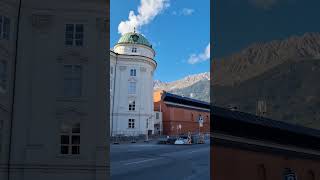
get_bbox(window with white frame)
[128,119,135,129]
[129,100,135,111]
[60,122,80,155]
[0,16,10,40]
[128,82,136,94]
[0,61,7,93]
[156,112,159,119]
[110,66,113,75]
[63,65,82,97]
[132,47,137,53]
[130,68,136,76]
[65,24,84,46]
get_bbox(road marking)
[124,157,163,166]
[187,148,209,154]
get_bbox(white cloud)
[188,43,210,64]
[181,8,194,16]
[172,8,195,16]
[118,0,170,35]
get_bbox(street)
[110,141,210,180]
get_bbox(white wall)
[110,44,156,136]
[114,43,155,59]
[2,0,109,179]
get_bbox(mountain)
[170,79,210,102]
[213,32,320,86]
[213,32,320,129]
[154,72,210,102]
[214,58,320,129]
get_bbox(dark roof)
[212,106,320,150]
[162,92,210,110]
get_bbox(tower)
[110,31,157,136]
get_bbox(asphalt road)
[110,141,210,180]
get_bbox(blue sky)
[110,0,210,82]
[213,0,320,58]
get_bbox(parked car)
[166,137,177,144]
[174,136,191,145]
[174,138,185,144]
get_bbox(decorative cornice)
[0,103,9,113]
[113,43,155,56]
[128,77,137,82]
[32,13,53,29]
[110,52,157,69]
[56,107,87,117]
[57,51,89,64]
[119,66,126,71]
[112,113,152,117]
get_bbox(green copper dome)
[117,32,152,48]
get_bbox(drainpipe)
[111,54,118,136]
[8,0,22,179]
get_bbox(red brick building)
[154,90,210,136]
[211,106,320,180]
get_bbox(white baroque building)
[0,0,108,179]
[110,31,157,136]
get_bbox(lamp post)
[146,118,149,142]
[198,115,203,143]
[145,114,153,142]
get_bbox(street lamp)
[145,114,153,142]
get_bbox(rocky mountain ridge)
[213,32,320,86]
[154,72,210,91]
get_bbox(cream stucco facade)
[0,0,108,179]
[110,32,157,136]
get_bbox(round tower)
[110,31,157,136]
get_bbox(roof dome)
[117,32,152,48]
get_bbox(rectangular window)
[156,113,159,119]
[60,122,80,155]
[65,24,84,46]
[130,69,136,76]
[0,61,7,93]
[129,100,135,111]
[110,67,113,75]
[63,65,82,97]
[128,82,136,94]
[128,119,135,129]
[0,16,10,40]
[132,47,137,53]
